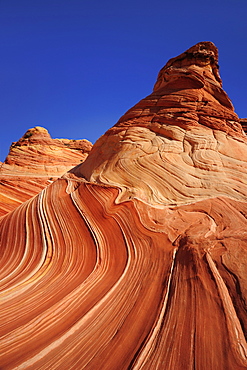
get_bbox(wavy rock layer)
[75,43,247,206]
[0,42,247,369]
[0,126,92,216]
[241,118,247,134]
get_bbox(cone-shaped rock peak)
[72,42,247,206]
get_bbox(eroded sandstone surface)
[0,126,92,216]
[0,42,247,369]
[241,118,247,134]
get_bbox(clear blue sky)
[0,0,246,161]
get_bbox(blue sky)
[0,0,247,161]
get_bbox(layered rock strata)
[0,42,247,369]
[241,118,247,134]
[0,126,92,216]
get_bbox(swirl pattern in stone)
[0,42,247,369]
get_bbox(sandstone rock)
[0,126,92,216]
[74,42,247,207]
[0,42,247,369]
[240,118,247,134]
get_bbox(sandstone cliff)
[0,42,247,369]
[0,126,92,216]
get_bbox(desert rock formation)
[241,118,247,134]
[0,126,92,216]
[0,42,247,369]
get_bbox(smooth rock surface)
[0,42,247,369]
[0,126,92,216]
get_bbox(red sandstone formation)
[0,126,92,216]
[241,118,247,134]
[0,42,247,369]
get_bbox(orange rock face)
[241,118,247,134]
[0,42,247,369]
[0,126,92,216]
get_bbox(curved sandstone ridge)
[73,42,247,206]
[0,42,247,369]
[0,126,92,216]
